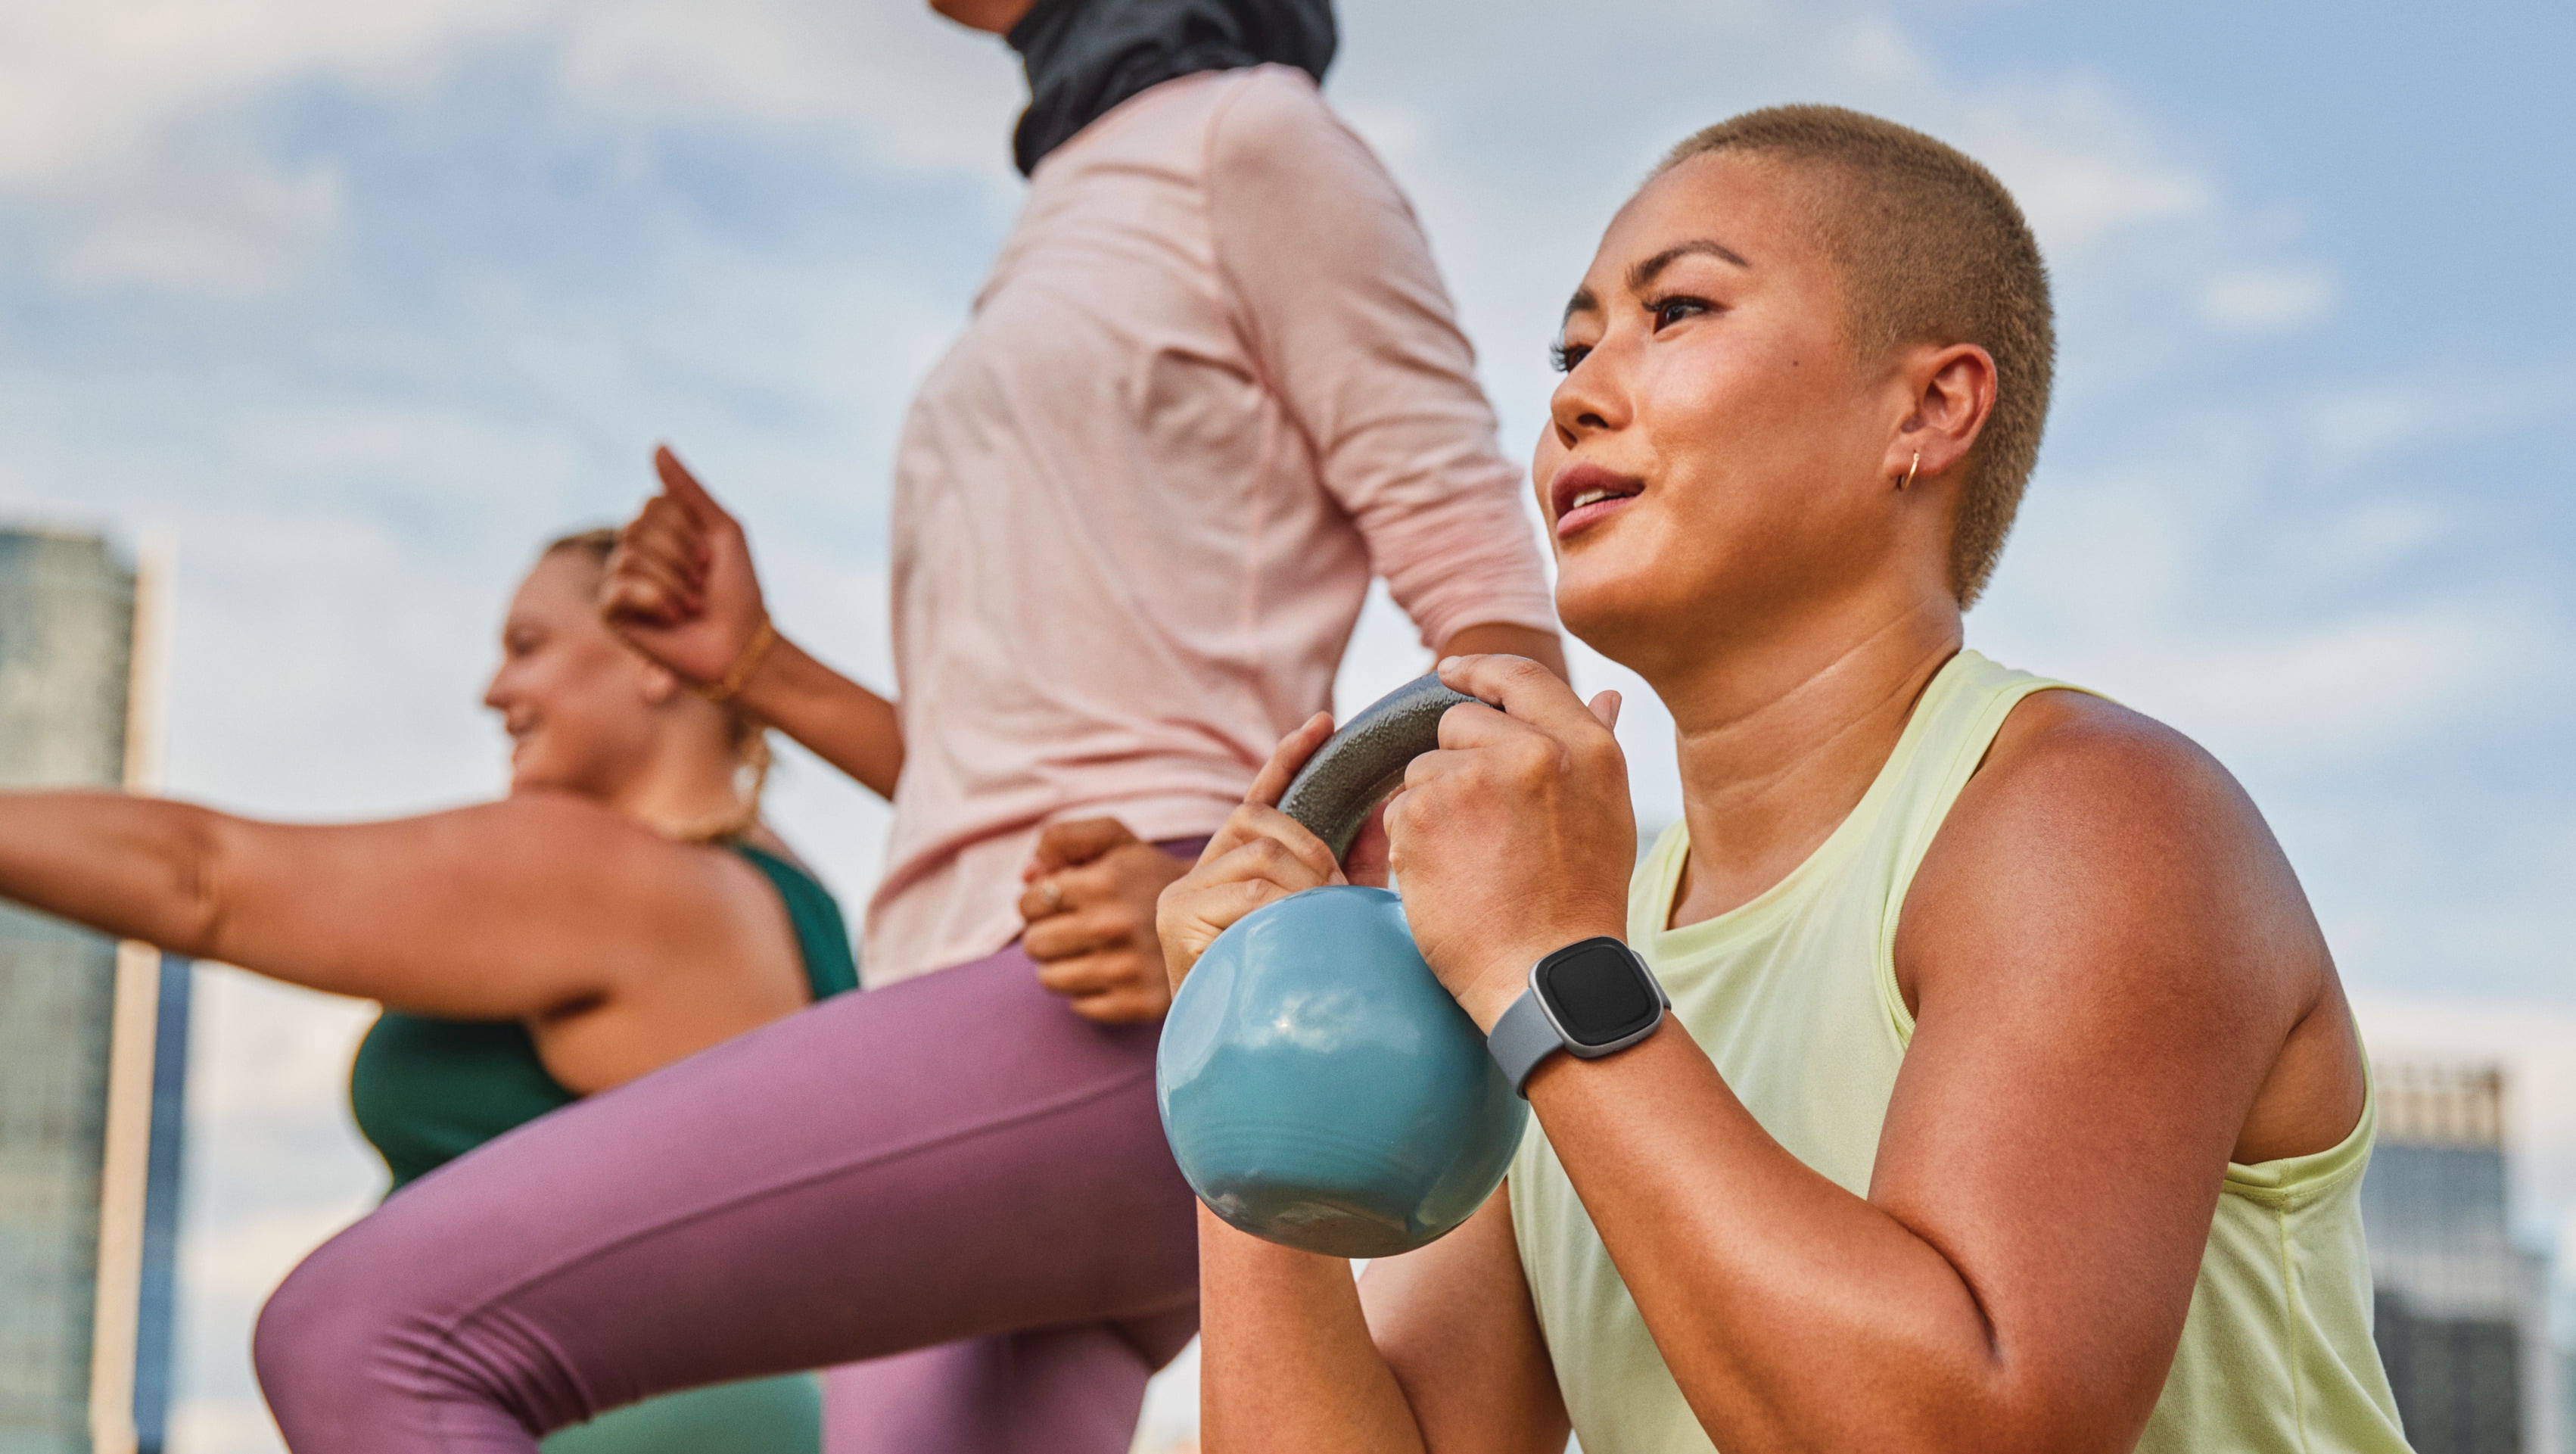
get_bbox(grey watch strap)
[1486,988,1566,1096]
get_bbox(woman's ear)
[1889,342,1997,487]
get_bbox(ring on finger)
[1038,877,1064,913]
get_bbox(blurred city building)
[0,528,185,1454]
[2562,1348,2575,1454]
[2360,1060,2558,1454]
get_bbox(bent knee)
[255,1210,598,1441]
[254,1222,412,1434]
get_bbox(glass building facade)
[0,529,184,1454]
[2360,1061,2557,1454]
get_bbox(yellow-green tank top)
[1507,650,2410,1454]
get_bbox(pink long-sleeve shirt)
[869,64,1556,985]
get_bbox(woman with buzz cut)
[1160,105,2410,1454]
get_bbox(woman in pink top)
[250,2,1559,1451]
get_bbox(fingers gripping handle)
[1277,674,1477,860]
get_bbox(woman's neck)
[1650,590,1961,930]
[603,734,752,844]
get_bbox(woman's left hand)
[1385,655,1634,1031]
[1017,817,1193,1024]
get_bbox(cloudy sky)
[2,0,2569,1447]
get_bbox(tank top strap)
[1867,650,2095,1045]
[726,842,863,1000]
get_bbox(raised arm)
[0,789,792,1041]
[603,447,905,798]
[1206,74,1563,677]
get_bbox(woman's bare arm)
[0,788,786,1029]
[723,635,903,799]
[1195,1188,1568,1454]
[1384,659,2355,1454]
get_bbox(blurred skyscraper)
[2562,1348,2575,1454]
[2361,1060,2557,1454]
[0,528,185,1454]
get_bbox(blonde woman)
[0,529,860,1453]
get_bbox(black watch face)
[1535,940,1660,1047]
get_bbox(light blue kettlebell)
[1156,675,1529,1257]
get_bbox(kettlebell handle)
[1277,674,1477,860]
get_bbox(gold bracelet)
[691,617,779,704]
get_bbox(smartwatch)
[1485,936,1669,1096]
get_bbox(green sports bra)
[350,841,860,1191]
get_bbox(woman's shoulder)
[1197,65,1417,266]
[1047,66,1386,215]
[1972,690,2237,830]
[1203,64,1375,173]
[468,791,784,926]
[476,786,665,836]
[1908,686,2324,1023]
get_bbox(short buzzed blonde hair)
[1657,106,2054,606]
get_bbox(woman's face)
[483,551,664,797]
[1534,152,1923,680]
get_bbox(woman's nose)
[1550,350,1626,443]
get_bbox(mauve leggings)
[253,934,1201,1453]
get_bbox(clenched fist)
[1019,817,1194,1023]
[601,447,770,690]
[1383,655,1631,1031]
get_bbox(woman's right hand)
[1155,712,1346,992]
[601,445,772,688]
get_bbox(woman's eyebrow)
[1563,238,1754,322]
[1627,238,1752,293]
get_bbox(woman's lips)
[1555,492,1634,539]
[1550,463,1644,540]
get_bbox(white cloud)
[1942,74,2219,257]
[53,156,342,291]
[2299,370,2576,476]
[2198,263,2341,333]
[0,0,527,288]
[0,0,1022,291]
[2115,609,2519,762]
[0,0,524,190]
[553,0,1021,176]
[1986,502,2543,770]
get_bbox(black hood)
[1006,0,1336,176]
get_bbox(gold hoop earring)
[1898,450,1921,492]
